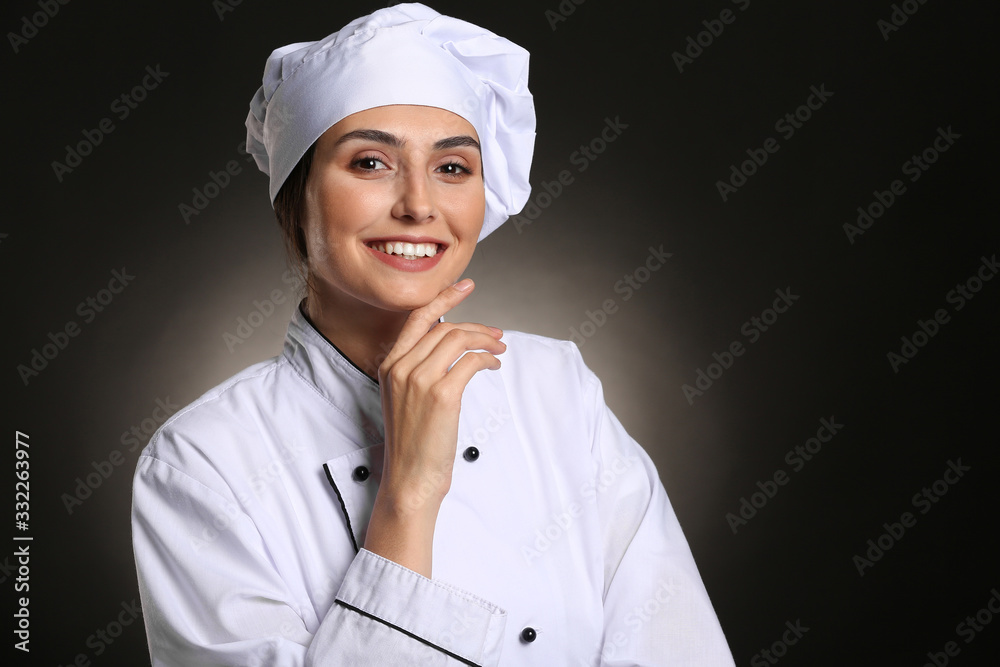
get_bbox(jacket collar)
[282,300,384,444]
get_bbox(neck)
[304,289,409,382]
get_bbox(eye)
[437,161,473,176]
[351,154,389,171]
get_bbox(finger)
[430,351,502,400]
[406,322,503,363]
[388,328,506,385]
[392,279,476,357]
[400,351,501,415]
[432,320,503,340]
[426,328,506,373]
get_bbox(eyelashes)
[437,162,474,176]
[351,154,389,171]
[350,153,475,176]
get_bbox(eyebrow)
[433,135,481,152]
[333,129,481,153]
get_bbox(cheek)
[305,180,381,256]
[439,186,486,238]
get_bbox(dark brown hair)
[273,142,317,292]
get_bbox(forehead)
[322,105,480,146]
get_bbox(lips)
[365,240,444,260]
[363,237,448,272]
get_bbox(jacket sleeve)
[132,454,507,667]
[581,371,736,666]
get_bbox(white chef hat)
[245,2,535,240]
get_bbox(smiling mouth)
[365,240,445,260]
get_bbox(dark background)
[4,0,998,664]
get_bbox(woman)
[131,4,736,665]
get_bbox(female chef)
[131,3,736,665]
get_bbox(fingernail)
[488,326,503,336]
[455,279,473,292]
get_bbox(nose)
[391,169,436,224]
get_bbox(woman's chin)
[367,286,445,313]
[311,272,459,315]
[376,275,459,309]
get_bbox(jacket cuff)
[336,548,507,665]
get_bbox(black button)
[520,627,536,643]
[352,465,370,482]
[463,446,480,462]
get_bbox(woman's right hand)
[363,278,505,577]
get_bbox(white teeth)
[370,241,441,259]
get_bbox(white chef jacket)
[131,302,735,666]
